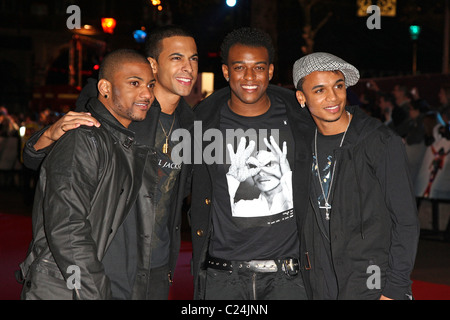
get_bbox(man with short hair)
[292,52,420,300]
[19,49,155,299]
[21,25,197,300]
[190,27,307,300]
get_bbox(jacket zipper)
[252,273,257,300]
[309,197,330,241]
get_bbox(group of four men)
[18,25,419,300]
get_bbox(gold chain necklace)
[314,111,351,220]
[159,113,176,155]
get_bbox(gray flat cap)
[292,52,360,90]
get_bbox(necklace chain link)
[314,111,352,220]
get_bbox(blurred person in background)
[0,106,19,137]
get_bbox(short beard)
[111,95,145,122]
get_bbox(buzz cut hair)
[220,27,275,65]
[144,25,195,61]
[98,48,150,81]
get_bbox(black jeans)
[204,266,307,300]
[147,265,171,300]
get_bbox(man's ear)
[147,57,158,74]
[268,63,274,81]
[296,90,306,107]
[222,64,229,82]
[98,79,112,98]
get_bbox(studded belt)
[206,255,300,276]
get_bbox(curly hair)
[220,27,275,65]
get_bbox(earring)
[226,77,229,82]
[104,94,108,98]
[300,103,305,108]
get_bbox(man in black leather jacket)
[19,49,156,299]
[20,25,197,299]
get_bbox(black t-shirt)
[312,131,345,229]
[151,111,181,268]
[311,130,344,299]
[209,93,298,261]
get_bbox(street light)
[151,0,163,11]
[226,0,237,7]
[133,29,147,43]
[409,25,421,41]
[409,25,421,75]
[101,18,117,34]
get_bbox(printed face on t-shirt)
[248,150,282,192]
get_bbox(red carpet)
[1,213,449,300]
[0,213,32,300]
[412,280,450,300]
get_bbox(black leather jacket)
[21,78,195,299]
[19,98,154,299]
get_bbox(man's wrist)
[33,129,55,151]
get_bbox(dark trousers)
[147,265,171,300]
[204,266,307,300]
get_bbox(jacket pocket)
[21,259,72,300]
[34,258,65,280]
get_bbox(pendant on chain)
[163,137,169,155]
[320,202,331,220]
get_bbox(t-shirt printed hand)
[226,135,293,219]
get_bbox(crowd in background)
[356,81,450,201]
[0,106,63,196]
[359,81,450,147]
[0,106,62,139]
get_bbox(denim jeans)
[204,265,307,300]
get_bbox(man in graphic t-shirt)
[190,27,309,300]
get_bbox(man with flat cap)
[292,52,420,300]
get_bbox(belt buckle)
[246,260,277,273]
[282,258,298,277]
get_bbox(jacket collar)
[193,86,229,130]
[297,105,384,149]
[85,97,136,147]
[174,97,195,131]
[342,105,383,148]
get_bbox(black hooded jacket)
[300,105,420,300]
